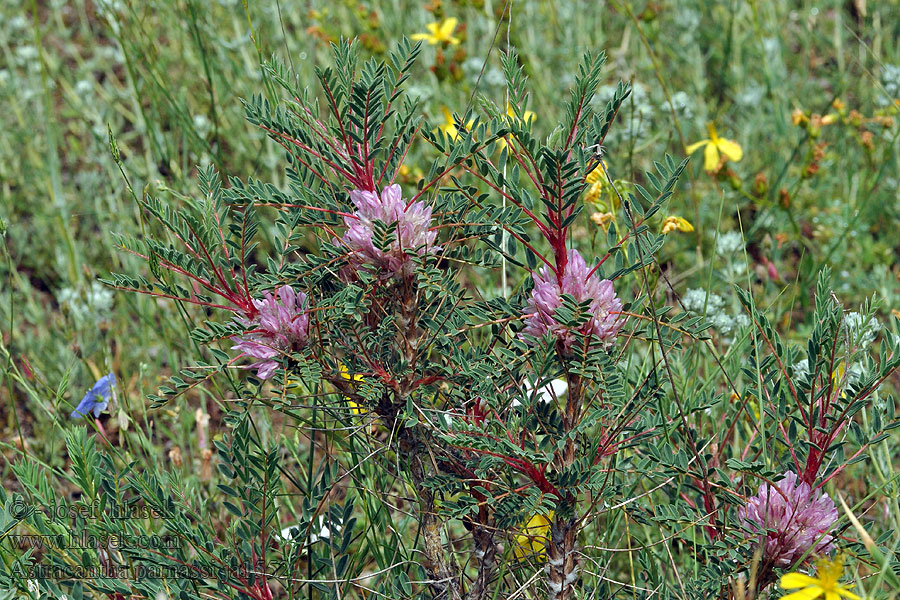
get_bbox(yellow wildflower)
[585,181,605,206]
[591,211,615,231]
[339,363,366,416]
[411,18,460,46]
[779,555,860,600]
[792,109,810,127]
[497,104,536,151]
[437,106,473,140]
[586,163,604,185]
[686,123,743,172]
[661,215,694,234]
[505,104,536,125]
[583,164,606,206]
[514,512,553,560]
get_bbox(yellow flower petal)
[591,211,614,229]
[439,17,458,38]
[825,593,839,600]
[504,104,536,124]
[685,140,709,155]
[585,181,605,206]
[781,574,821,589]
[448,36,460,45]
[339,363,366,415]
[835,586,860,600]
[715,137,743,162]
[427,22,441,35]
[410,33,432,42]
[661,215,694,234]
[585,164,604,185]
[514,512,552,560]
[703,141,720,171]
[780,586,825,600]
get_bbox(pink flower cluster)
[521,249,623,352]
[738,471,838,567]
[341,184,439,277]
[231,285,310,379]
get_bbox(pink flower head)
[520,249,623,352]
[341,184,439,277]
[738,471,838,567]
[231,285,310,379]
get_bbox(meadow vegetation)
[1,1,899,599]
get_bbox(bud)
[168,446,183,468]
[791,109,808,127]
[727,170,742,191]
[117,407,130,432]
[195,407,211,450]
[832,98,846,115]
[762,256,779,281]
[812,142,826,161]
[639,5,658,21]
[779,189,790,208]
[753,173,768,196]
[200,448,213,481]
[860,130,874,151]
[849,109,863,127]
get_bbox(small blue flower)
[71,373,116,419]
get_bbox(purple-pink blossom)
[520,249,623,352]
[231,285,310,380]
[738,471,838,567]
[341,184,439,277]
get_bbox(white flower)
[671,91,693,118]
[716,231,744,255]
[721,262,747,281]
[193,114,211,136]
[682,288,725,314]
[75,79,93,96]
[512,377,568,408]
[16,46,39,62]
[879,64,900,105]
[279,514,342,545]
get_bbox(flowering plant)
[5,38,900,600]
